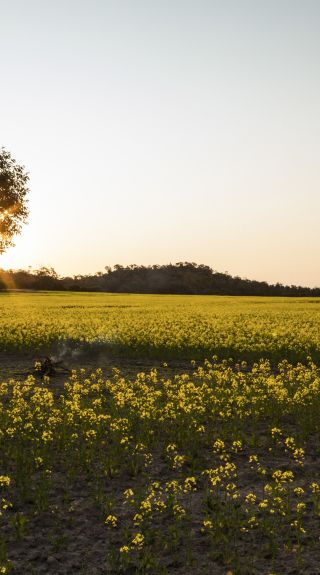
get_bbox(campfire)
[33,357,71,377]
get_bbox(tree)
[0,148,29,254]
[35,266,59,279]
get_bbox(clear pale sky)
[1,0,320,286]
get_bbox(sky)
[1,0,320,286]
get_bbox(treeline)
[0,263,320,296]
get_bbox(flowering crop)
[0,292,320,363]
[1,292,320,572]
[1,358,320,573]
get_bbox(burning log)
[33,357,71,377]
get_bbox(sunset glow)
[1,0,320,286]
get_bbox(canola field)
[1,291,320,362]
[1,292,320,574]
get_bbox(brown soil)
[0,352,194,385]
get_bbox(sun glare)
[0,232,38,272]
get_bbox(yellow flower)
[131,532,145,548]
[123,488,134,501]
[173,503,186,518]
[213,439,225,452]
[105,514,118,528]
[172,454,186,469]
[0,476,10,487]
[294,487,304,497]
[245,493,256,504]
[184,477,197,492]
[203,519,213,529]
[271,427,282,437]
[41,430,53,442]
[310,482,320,493]
[133,513,143,526]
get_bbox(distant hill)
[1,263,319,296]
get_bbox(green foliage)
[0,148,29,254]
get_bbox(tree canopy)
[0,263,319,296]
[0,148,29,253]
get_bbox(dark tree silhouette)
[1,263,319,296]
[0,148,29,253]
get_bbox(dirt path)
[0,351,195,384]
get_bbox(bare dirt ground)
[0,352,194,386]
